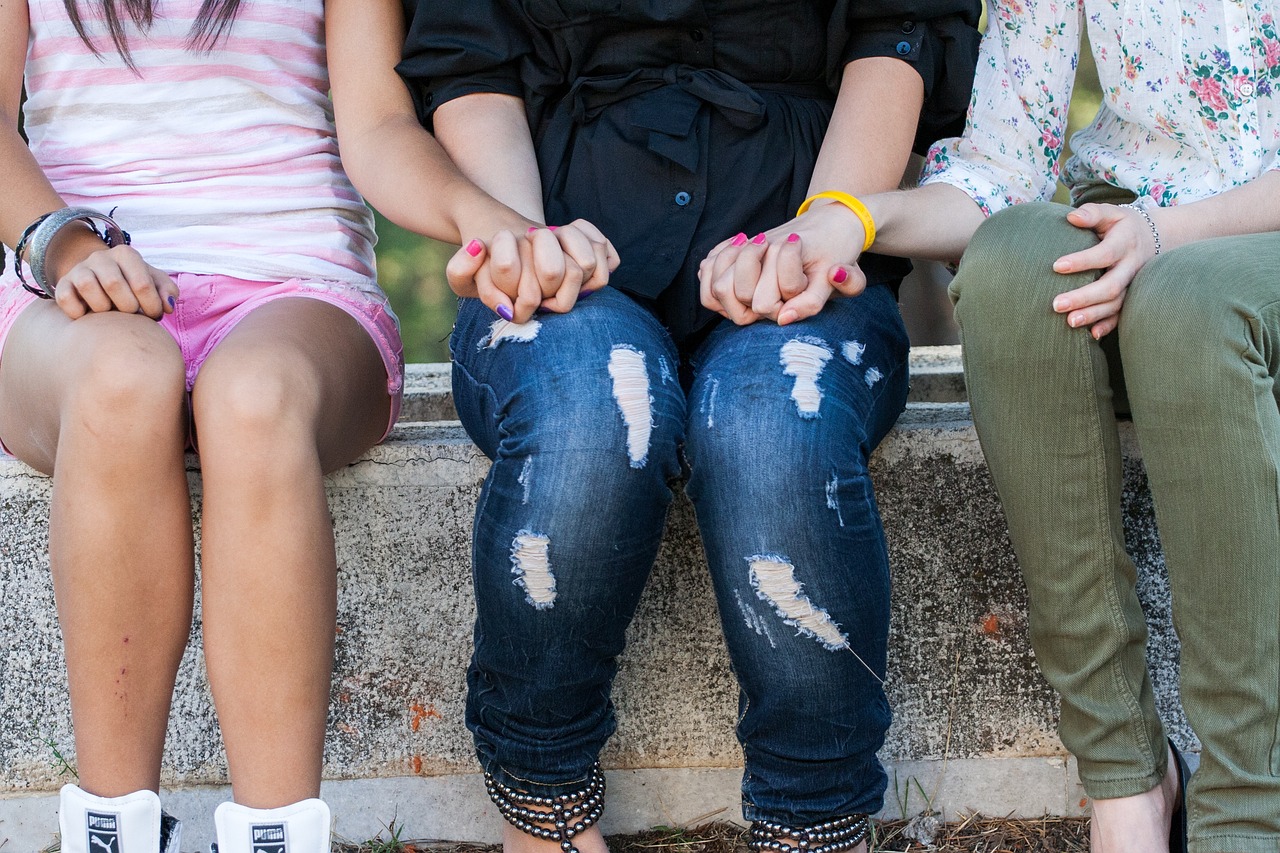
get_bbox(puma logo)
[87,811,120,853]
[252,822,287,853]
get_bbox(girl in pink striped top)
[0,1,417,851]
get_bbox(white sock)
[213,798,331,853]
[58,783,179,853]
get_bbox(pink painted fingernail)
[731,233,749,247]
[496,304,513,321]
[466,239,483,257]
[751,233,767,245]
[832,267,849,284]
[548,225,558,232]
[527,226,539,234]
[787,233,800,243]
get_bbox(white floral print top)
[920,0,1280,213]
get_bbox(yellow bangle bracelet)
[797,191,876,253]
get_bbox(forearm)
[433,92,546,223]
[805,57,985,262]
[339,111,533,244]
[1154,171,1280,252]
[0,114,110,279]
[862,182,986,262]
[808,57,924,199]
[328,0,536,244]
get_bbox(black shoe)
[159,812,182,853]
[1168,738,1190,853]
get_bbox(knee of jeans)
[953,202,1098,332]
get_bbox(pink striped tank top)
[17,0,377,287]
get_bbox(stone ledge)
[0,355,1186,847]
[399,346,968,422]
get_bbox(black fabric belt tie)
[567,66,821,173]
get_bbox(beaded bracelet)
[797,191,876,253]
[17,207,131,299]
[1118,203,1162,256]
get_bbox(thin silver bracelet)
[18,206,131,299]
[1118,202,1161,256]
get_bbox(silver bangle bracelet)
[1118,202,1162,256]
[19,206,131,299]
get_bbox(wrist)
[45,223,109,282]
[797,201,867,263]
[453,195,540,245]
[798,191,876,253]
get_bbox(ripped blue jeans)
[450,285,909,823]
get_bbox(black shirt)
[399,0,981,342]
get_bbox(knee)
[952,203,1098,333]
[62,324,186,444]
[193,354,320,455]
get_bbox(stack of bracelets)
[4,207,131,299]
[748,814,871,853]
[484,763,606,853]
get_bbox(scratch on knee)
[780,337,833,418]
[511,531,555,609]
[825,471,845,528]
[748,554,849,651]
[734,589,777,649]
[480,318,542,350]
[517,457,534,505]
[608,346,653,468]
[702,377,720,429]
[658,355,674,385]
[842,341,866,366]
[864,367,883,388]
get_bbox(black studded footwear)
[485,763,606,853]
[748,815,871,853]
[1168,739,1190,853]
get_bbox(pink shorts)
[0,273,404,455]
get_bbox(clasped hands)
[447,201,868,326]
[449,200,1164,333]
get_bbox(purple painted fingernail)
[496,304,514,321]
[168,295,176,308]
[731,233,749,247]
[751,233,767,245]
[787,233,800,243]
[579,288,597,300]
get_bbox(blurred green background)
[373,36,1103,363]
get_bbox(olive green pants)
[950,201,1280,851]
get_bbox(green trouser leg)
[1121,232,1280,852]
[953,200,1280,849]
[949,202,1167,796]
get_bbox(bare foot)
[503,824,608,853]
[1089,743,1181,853]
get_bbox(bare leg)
[0,302,192,796]
[190,298,390,807]
[1089,742,1181,853]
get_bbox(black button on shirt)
[399,0,981,341]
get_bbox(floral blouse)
[921,0,1280,213]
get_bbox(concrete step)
[0,354,1185,851]
[399,346,969,422]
